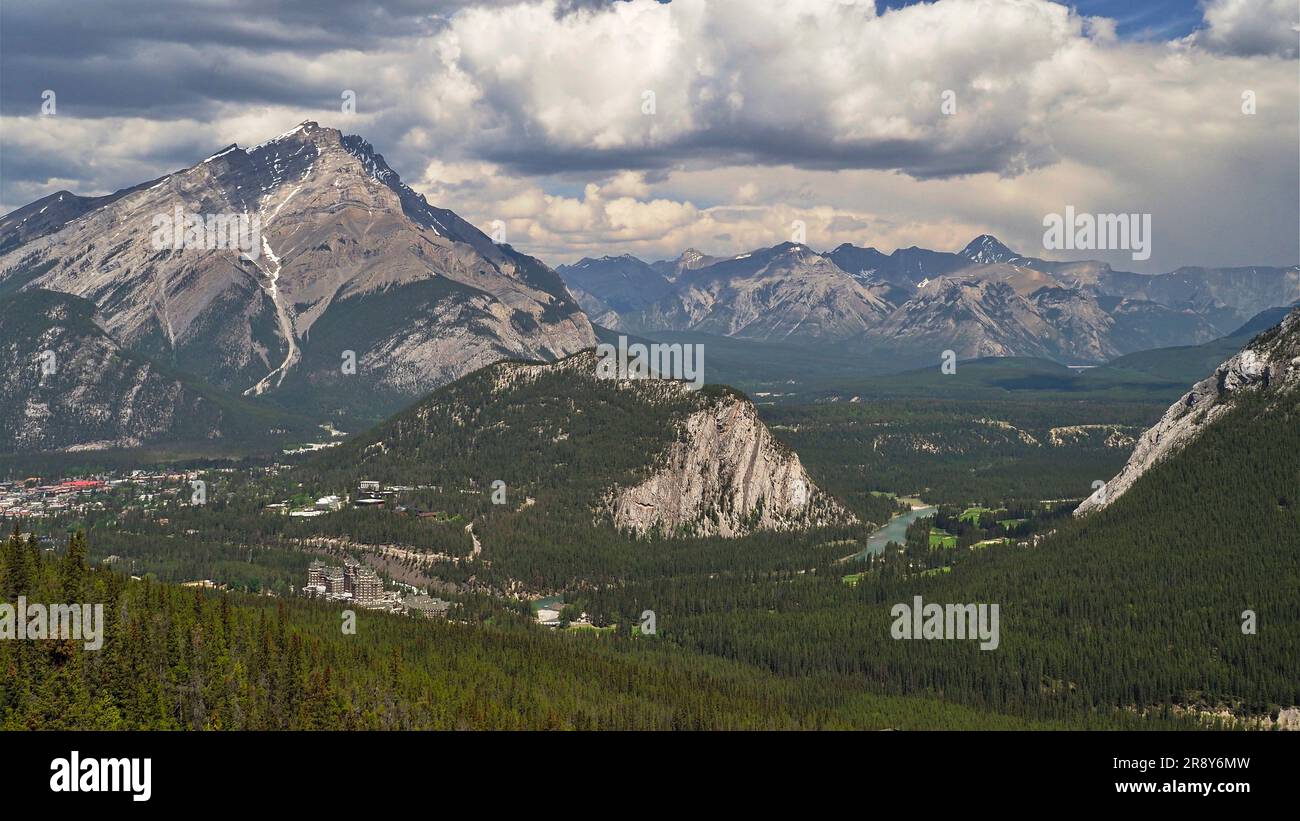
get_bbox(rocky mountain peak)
[0,121,595,422]
[251,120,337,148]
[961,234,1018,264]
[672,248,719,268]
[772,241,817,261]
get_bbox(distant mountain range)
[3,121,1297,454]
[792,304,1298,407]
[559,235,1299,366]
[0,121,595,427]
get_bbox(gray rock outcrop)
[1077,307,1300,515]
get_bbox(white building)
[536,608,561,626]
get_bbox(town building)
[303,558,383,606]
[324,566,345,595]
[402,595,451,619]
[307,561,325,588]
[351,565,382,605]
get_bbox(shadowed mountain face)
[827,242,968,287]
[960,234,1020,264]
[0,122,595,422]
[556,254,676,329]
[562,236,1298,365]
[0,290,313,453]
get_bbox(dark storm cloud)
[0,0,466,118]
[2,0,445,60]
[0,0,1064,196]
[0,0,1294,273]
[0,0,478,205]
[479,128,1050,180]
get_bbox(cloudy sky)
[1,0,1296,271]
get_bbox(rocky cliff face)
[0,121,595,421]
[487,349,854,537]
[1077,307,1300,515]
[327,346,854,540]
[0,290,307,452]
[607,391,853,537]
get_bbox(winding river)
[853,505,937,559]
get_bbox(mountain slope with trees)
[0,289,313,453]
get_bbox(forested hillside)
[0,531,1042,730]
[8,319,1295,731]
[767,398,1156,504]
[283,350,872,587]
[583,386,1300,725]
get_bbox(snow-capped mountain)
[959,234,1021,265]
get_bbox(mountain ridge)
[306,347,855,540]
[559,236,1298,365]
[0,121,596,424]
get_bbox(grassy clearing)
[928,529,958,549]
